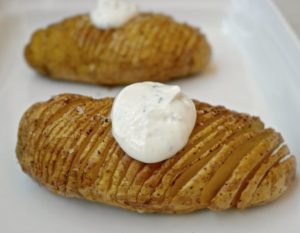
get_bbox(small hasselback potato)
[24,13,211,85]
[16,94,296,213]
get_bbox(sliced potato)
[237,145,289,208]
[16,94,296,213]
[25,14,211,86]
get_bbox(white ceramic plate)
[0,0,299,232]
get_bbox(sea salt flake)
[89,64,96,72]
[69,148,75,154]
[76,106,85,114]
[217,125,225,130]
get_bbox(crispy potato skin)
[24,13,211,85]
[16,94,296,213]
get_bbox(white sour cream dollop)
[111,82,197,163]
[90,0,138,29]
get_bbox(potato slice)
[170,118,263,210]
[200,130,272,206]
[210,131,282,210]
[237,145,289,208]
[250,156,296,206]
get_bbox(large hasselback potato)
[16,94,296,213]
[24,14,211,85]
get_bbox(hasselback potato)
[24,13,211,85]
[16,94,296,213]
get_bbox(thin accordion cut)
[16,94,296,213]
[24,13,211,85]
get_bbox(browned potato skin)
[24,13,211,86]
[16,94,296,213]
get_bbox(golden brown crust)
[16,94,296,213]
[24,13,211,86]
